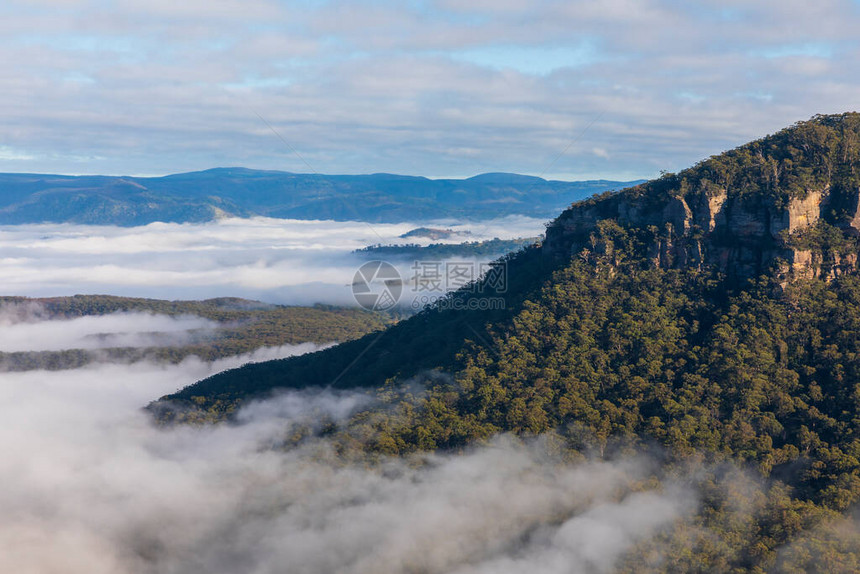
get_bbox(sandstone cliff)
[543,113,860,282]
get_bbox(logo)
[351,260,403,311]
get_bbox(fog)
[0,216,545,306]
[0,311,218,352]
[0,362,693,574]
[0,309,706,574]
[0,215,825,572]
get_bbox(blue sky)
[1,0,859,180]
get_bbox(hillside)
[0,169,640,225]
[0,295,389,370]
[152,113,860,570]
[154,113,860,412]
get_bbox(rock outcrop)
[544,183,860,282]
[543,114,860,282]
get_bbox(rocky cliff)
[544,113,860,282]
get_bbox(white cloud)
[0,310,695,574]
[0,308,218,352]
[0,217,545,305]
[0,146,35,161]
[592,147,610,159]
[0,0,858,179]
[0,269,841,574]
[0,349,694,574]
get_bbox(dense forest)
[0,295,390,370]
[152,114,860,570]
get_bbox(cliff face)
[543,114,860,282]
[544,182,860,281]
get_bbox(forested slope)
[151,113,860,570]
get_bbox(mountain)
[544,113,860,283]
[154,112,860,410]
[152,113,860,569]
[0,169,641,225]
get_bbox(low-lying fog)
[0,216,545,306]
[0,311,219,352]
[0,292,835,573]
[2,217,816,573]
[0,350,694,574]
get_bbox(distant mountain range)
[0,168,643,226]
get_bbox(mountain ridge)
[0,169,642,226]
[545,112,860,283]
[152,114,860,413]
[153,113,860,411]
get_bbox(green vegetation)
[0,295,390,370]
[156,246,546,418]
[637,112,860,209]
[354,236,540,259]
[786,220,860,256]
[156,239,860,569]
[152,114,860,570]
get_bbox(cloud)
[0,146,35,161]
[0,1,859,179]
[0,313,694,574]
[592,147,610,159]
[0,300,852,573]
[0,304,219,352]
[0,348,695,574]
[0,216,545,305]
[450,43,600,75]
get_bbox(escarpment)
[544,113,860,282]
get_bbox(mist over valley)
[7,0,860,569]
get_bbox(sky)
[1,0,859,180]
